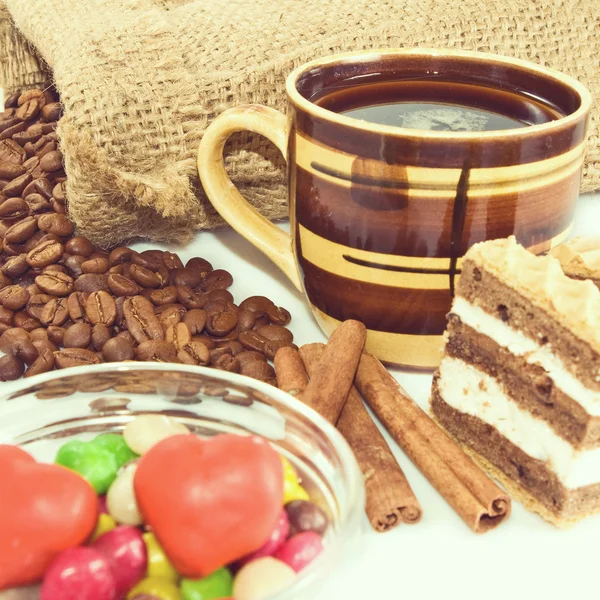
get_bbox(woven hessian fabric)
[0,0,598,246]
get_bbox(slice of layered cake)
[550,236,600,290]
[431,236,600,526]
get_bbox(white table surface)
[126,193,600,600]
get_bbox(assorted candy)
[0,415,328,599]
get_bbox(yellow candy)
[127,577,182,600]
[281,455,309,504]
[283,480,310,504]
[144,532,178,582]
[90,513,116,542]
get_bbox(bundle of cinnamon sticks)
[274,320,511,534]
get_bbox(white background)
[127,193,600,600]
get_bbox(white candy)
[233,557,296,600]
[106,462,143,526]
[123,414,190,455]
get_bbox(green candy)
[180,568,234,600]
[55,440,119,494]
[92,433,138,468]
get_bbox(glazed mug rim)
[285,47,593,140]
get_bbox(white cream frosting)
[451,296,600,416]
[438,356,600,488]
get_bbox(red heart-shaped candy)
[0,445,99,590]
[134,434,284,577]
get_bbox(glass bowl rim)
[0,362,366,599]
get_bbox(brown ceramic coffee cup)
[197,48,592,368]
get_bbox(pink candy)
[93,526,147,596]
[40,547,117,600]
[238,508,290,566]
[40,526,147,600]
[274,531,324,572]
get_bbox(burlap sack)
[1,0,598,246]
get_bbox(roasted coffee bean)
[149,286,177,306]
[40,297,69,326]
[256,324,293,344]
[43,264,68,275]
[237,308,256,332]
[162,252,184,270]
[212,354,240,373]
[35,271,73,296]
[2,239,27,257]
[130,263,161,288]
[238,330,266,353]
[0,327,38,364]
[0,305,13,325]
[108,246,135,266]
[15,99,41,122]
[3,172,32,198]
[17,89,46,108]
[30,327,49,342]
[54,348,100,369]
[1,254,28,277]
[157,305,184,330]
[5,216,38,244]
[23,177,53,200]
[81,257,109,274]
[67,291,89,322]
[0,285,29,310]
[91,324,111,351]
[37,213,74,237]
[25,347,54,377]
[0,162,25,180]
[114,330,135,344]
[85,291,117,326]
[23,155,42,174]
[41,102,62,122]
[176,285,207,309]
[239,296,275,316]
[0,121,27,141]
[186,257,212,272]
[0,353,24,380]
[34,136,57,158]
[107,273,139,297]
[47,325,65,346]
[52,180,67,204]
[208,329,240,343]
[0,273,10,290]
[73,273,109,293]
[210,346,232,361]
[26,238,63,268]
[4,92,20,109]
[26,293,52,320]
[63,254,86,278]
[0,197,29,221]
[183,309,206,335]
[0,139,26,164]
[135,340,177,362]
[13,310,40,331]
[191,334,216,350]
[102,336,135,362]
[25,193,52,215]
[267,305,292,326]
[205,303,237,336]
[217,340,244,355]
[201,269,233,291]
[165,322,191,350]
[64,236,94,257]
[236,350,267,367]
[123,295,164,343]
[132,250,163,271]
[240,360,276,382]
[170,267,204,289]
[177,341,210,366]
[63,322,92,348]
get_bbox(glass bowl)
[0,363,365,599]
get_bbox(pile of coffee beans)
[0,88,294,382]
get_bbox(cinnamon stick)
[300,342,422,531]
[298,320,366,424]
[274,346,309,397]
[355,354,511,533]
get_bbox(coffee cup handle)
[197,105,302,291]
